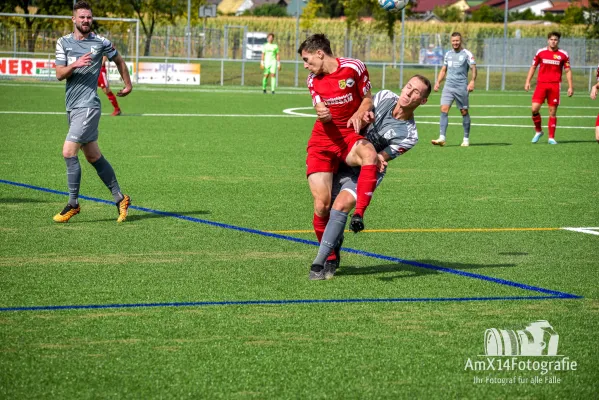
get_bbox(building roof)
[411,0,463,13]
[467,0,543,13]
[544,0,590,12]
[252,0,288,7]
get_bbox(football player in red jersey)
[524,31,573,144]
[591,63,599,143]
[298,34,380,273]
[97,55,122,116]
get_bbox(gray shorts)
[66,107,101,144]
[441,86,469,109]
[332,164,386,202]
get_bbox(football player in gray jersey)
[53,1,133,223]
[309,75,432,280]
[432,32,476,147]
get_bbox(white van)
[245,32,268,60]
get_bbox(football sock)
[91,155,122,202]
[548,116,557,139]
[262,76,267,90]
[106,91,120,111]
[532,112,542,132]
[313,209,348,266]
[65,156,81,207]
[313,213,329,243]
[271,77,276,92]
[462,113,471,139]
[596,114,599,127]
[354,164,378,217]
[440,112,448,136]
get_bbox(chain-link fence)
[1,24,598,90]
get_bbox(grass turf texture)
[0,81,598,398]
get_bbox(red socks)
[354,164,378,217]
[548,116,557,139]
[107,92,120,111]
[532,113,542,132]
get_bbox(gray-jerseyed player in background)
[309,75,432,280]
[53,0,132,223]
[432,32,477,147]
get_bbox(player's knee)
[332,198,355,214]
[313,199,331,216]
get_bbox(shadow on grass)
[553,140,598,144]
[444,143,512,147]
[0,197,49,204]
[94,210,211,222]
[337,259,516,281]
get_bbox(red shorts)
[596,113,599,127]
[306,124,363,176]
[532,82,560,106]
[97,66,109,89]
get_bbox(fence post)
[221,59,224,86]
[382,64,386,89]
[486,65,490,91]
[13,27,17,57]
[165,25,170,58]
[590,66,593,92]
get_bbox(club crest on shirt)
[553,54,561,60]
[338,80,346,89]
[346,78,355,88]
[90,46,100,55]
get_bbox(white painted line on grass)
[561,227,599,236]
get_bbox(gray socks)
[65,156,81,207]
[91,155,122,203]
[440,112,448,136]
[463,113,471,139]
[313,209,348,266]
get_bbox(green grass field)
[0,80,598,399]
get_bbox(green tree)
[584,0,599,38]
[244,4,288,17]
[470,4,504,23]
[1,0,72,53]
[301,0,324,31]
[316,0,344,18]
[433,5,464,22]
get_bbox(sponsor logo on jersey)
[459,55,464,61]
[542,59,561,66]
[346,78,355,87]
[324,93,354,106]
[338,80,346,89]
[90,46,100,55]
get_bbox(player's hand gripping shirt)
[532,47,570,84]
[443,49,476,88]
[306,58,372,135]
[365,90,418,159]
[55,32,118,111]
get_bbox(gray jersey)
[364,90,418,159]
[443,48,475,88]
[55,33,118,111]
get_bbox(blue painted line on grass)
[0,295,571,312]
[0,178,583,312]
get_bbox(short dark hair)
[268,33,275,39]
[451,32,461,38]
[298,34,333,56]
[548,31,561,39]
[73,1,92,13]
[412,74,432,98]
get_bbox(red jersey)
[596,63,599,81]
[532,47,570,84]
[307,58,371,137]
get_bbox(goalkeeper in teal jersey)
[261,33,280,94]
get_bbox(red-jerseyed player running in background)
[98,55,122,116]
[591,63,599,144]
[298,34,380,276]
[524,31,573,145]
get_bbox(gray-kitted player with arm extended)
[309,75,432,280]
[53,0,133,223]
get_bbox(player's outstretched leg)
[54,156,82,223]
[116,194,131,223]
[531,112,543,143]
[324,234,344,280]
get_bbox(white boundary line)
[561,227,599,236]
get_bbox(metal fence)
[1,25,598,91]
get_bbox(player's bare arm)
[434,66,447,91]
[347,92,373,133]
[591,84,598,100]
[55,52,91,81]
[377,151,389,173]
[565,69,574,97]
[468,65,477,92]
[277,53,281,71]
[524,65,537,91]
[315,102,331,123]
[111,54,133,97]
